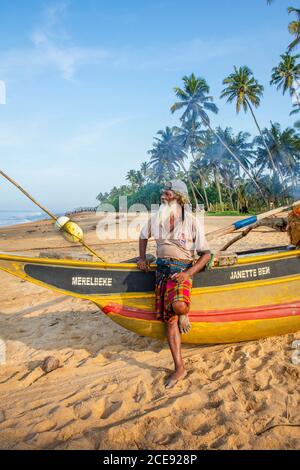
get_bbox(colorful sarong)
[155,258,193,324]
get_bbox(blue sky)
[0,0,297,211]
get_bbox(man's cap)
[164,180,189,197]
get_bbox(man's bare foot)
[178,315,191,334]
[165,368,187,389]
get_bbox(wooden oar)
[206,201,300,241]
[0,169,107,262]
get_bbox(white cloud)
[0,2,245,81]
[1,44,111,81]
[0,1,111,80]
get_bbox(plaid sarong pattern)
[155,258,193,323]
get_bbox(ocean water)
[0,210,50,227]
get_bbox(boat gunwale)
[0,247,300,270]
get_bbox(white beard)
[155,201,183,239]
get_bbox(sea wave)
[0,211,48,227]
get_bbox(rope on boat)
[0,169,107,263]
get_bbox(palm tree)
[254,122,300,195]
[257,174,285,205]
[221,164,240,210]
[126,170,144,190]
[190,156,211,209]
[171,73,267,201]
[173,119,212,205]
[202,127,254,208]
[267,3,300,54]
[290,101,300,115]
[173,118,208,158]
[135,170,145,189]
[140,161,150,181]
[199,129,227,207]
[96,191,109,203]
[148,126,199,204]
[148,128,184,179]
[171,73,218,122]
[221,66,278,178]
[270,53,300,112]
[227,128,255,172]
[202,149,224,206]
[288,7,300,52]
[126,170,137,190]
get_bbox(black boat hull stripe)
[24,256,300,295]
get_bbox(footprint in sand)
[90,382,118,394]
[193,423,212,436]
[101,400,122,419]
[76,357,91,368]
[133,381,147,403]
[18,368,45,387]
[210,433,229,449]
[156,431,182,446]
[73,402,92,420]
[204,399,224,410]
[210,362,231,380]
[0,410,6,423]
[246,357,265,371]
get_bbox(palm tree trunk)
[189,150,208,207]
[201,117,268,204]
[228,190,235,211]
[214,168,223,206]
[245,98,284,184]
[190,150,210,208]
[179,161,203,207]
[199,173,209,208]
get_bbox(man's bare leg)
[165,301,189,388]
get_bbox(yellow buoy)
[55,216,84,243]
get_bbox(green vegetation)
[207,211,256,217]
[97,2,300,214]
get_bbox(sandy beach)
[0,213,299,450]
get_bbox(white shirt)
[140,203,210,261]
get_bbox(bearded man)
[137,180,211,388]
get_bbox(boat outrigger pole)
[0,169,107,262]
[206,201,300,241]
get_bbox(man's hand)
[137,258,149,272]
[170,271,191,283]
[178,315,191,334]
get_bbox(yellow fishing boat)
[0,245,299,344]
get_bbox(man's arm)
[170,252,210,282]
[137,217,152,271]
[137,237,149,271]
[186,252,211,276]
